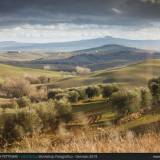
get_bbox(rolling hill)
[0,52,49,62]
[53,59,160,88]
[0,51,72,62]
[0,63,71,83]
[27,45,160,71]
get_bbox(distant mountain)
[24,44,160,71]
[0,39,110,52]
[0,36,160,52]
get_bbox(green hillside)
[54,59,160,88]
[92,59,160,87]
[0,63,71,83]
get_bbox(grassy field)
[1,59,160,88]
[92,59,160,87]
[0,63,72,83]
[54,59,160,88]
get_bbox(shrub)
[2,109,19,141]
[0,98,72,144]
[2,78,34,98]
[55,99,72,122]
[3,124,25,142]
[68,91,79,103]
[30,87,47,103]
[16,96,31,108]
[24,75,41,84]
[148,77,160,104]
[55,93,68,101]
[16,108,42,135]
[85,85,101,99]
[33,100,57,131]
[38,76,49,84]
[2,108,42,142]
[76,88,87,100]
[67,87,87,101]
[111,89,141,116]
[101,84,119,98]
[0,100,19,109]
[48,89,63,99]
[140,88,152,109]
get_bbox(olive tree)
[148,77,160,105]
[111,89,141,116]
[85,85,101,99]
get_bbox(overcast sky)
[0,0,160,42]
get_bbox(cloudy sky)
[0,0,160,43]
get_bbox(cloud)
[0,0,160,27]
[112,8,122,14]
[141,0,160,4]
[0,23,160,43]
[0,0,160,42]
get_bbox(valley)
[0,43,160,153]
[1,44,160,72]
[1,0,160,155]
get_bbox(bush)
[55,99,72,122]
[148,77,160,104]
[111,89,141,116]
[68,91,79,103]
[55,93,68,101]
[67,87,87,101]
[33,100,57,131]
[85,85,101,99]
[3,123,25,142]
[30,87,47,103]
[16,108,42,135]
[2,108,42,142]
[0,100,19,109]
[76,88,87,100]
[38,76,49,84]
[48,89,63,99]
[2,109,20,141]
[101,84,119,98]
[25,75,41,84]
[2,78,35,98]
[16,96,31,108]
[140,88,152,109]
[0,98,72,144]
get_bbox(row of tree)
[48,84,120,103]
[48,77,160,117]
